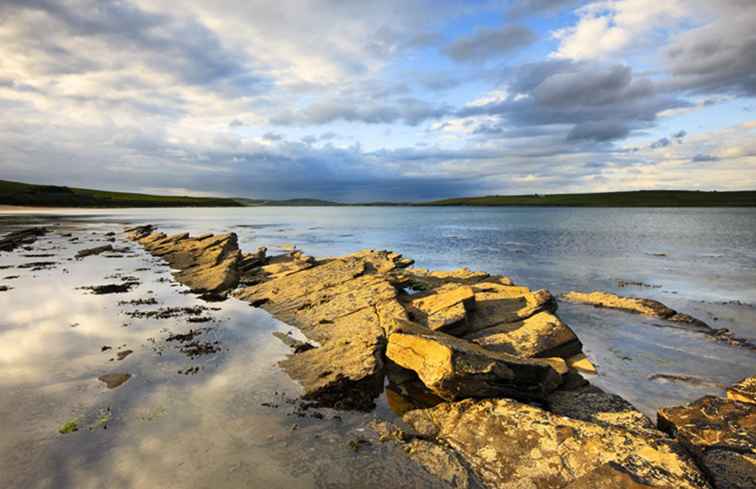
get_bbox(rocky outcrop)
[128,225,597,411]
[126,224,724,488]
[658,389,755,489]
[126,226,241,293]
[386,320,563,402]
[400,394,709,489]
[233,250,413,410]
[0,227,48,252]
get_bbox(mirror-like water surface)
[1,207,755,488]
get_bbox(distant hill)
[0,179,242,208]
[235,197,342,207]
[423,190,756,207]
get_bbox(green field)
[423,190,756,207]
[0,180,241,208]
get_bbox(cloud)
[272,97,451,126]
[664,1,756,96]
[443,25,536,62]
[691,153,719,162]
[650,137,671,149]
[458,61,687,143]
[551,0,687,60]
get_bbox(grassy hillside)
[0,180,242,208]
[423,190,756,207]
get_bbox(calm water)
[1,206,755,488]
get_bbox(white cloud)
[551,0,687,60]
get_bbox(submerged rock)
[75,244,114,259]
[98,373,131,389]
[386,320,562,402]
[80,282,139,294]
[0,227,48,253]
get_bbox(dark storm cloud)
[443,25,536,62]
[460,61,688,143]
[665,1,756,96]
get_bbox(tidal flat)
[1,207,755,488]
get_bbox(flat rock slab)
[386,320,562,402]
[405,284,476,332]
[403,397,709,489]
[464,310,582,359]
[563,290,710,329]
[460,284,557,335]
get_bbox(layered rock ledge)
[564,290,756,350]
[124,225,753,488]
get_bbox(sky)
[1,0,755,202]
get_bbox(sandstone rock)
[567,353,598,374]
[464,310,582,360]
[403,398,709,489]
[405,284,476,331]
[129,230,241,293]
[386,320,562,402]
[234,251,411,409]
[563,291,710,330]
[392,267,498,291]
[658,395,755,489]
[279,321,385,410]
[727,376,756,405]
[460,284,557,335]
